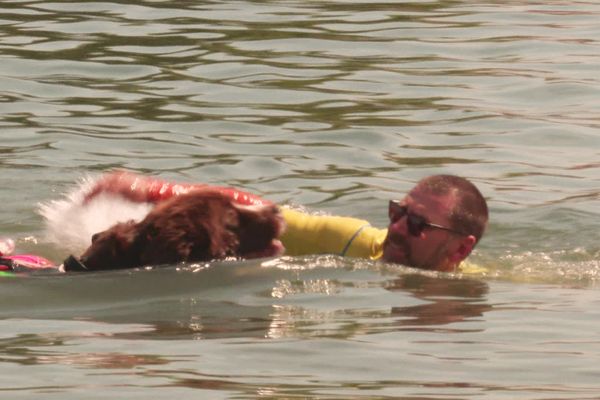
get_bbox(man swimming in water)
[84,172,488,272]
[281,174,487,272]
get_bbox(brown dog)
[66,190,285,271]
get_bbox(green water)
[1,1,600,398]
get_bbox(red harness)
[87,171,273,206]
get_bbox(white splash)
[38,175,153,254]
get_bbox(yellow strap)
[340,224,371,256]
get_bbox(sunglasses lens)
[389,201,425,237]
[407,214,426,237]
[389,200,463,237]
[388,201,405,222]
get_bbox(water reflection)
[112,299,279,341]
[0,263,492,345]
[386,273,491,331]
[109,268,493,340]
[0,323,169,369]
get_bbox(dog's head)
[74,220,141,270]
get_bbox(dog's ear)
[137,221,205,266]
[116,221,139,249]
[106,221,137,251]
[185,225,214,261]
[108,221,141,268]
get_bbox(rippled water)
[1,1,600,398]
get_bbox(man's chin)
[382,242,409,265]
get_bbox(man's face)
[382,185,461,271]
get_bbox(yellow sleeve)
[280,208,387,260]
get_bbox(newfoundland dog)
[63,190,285,271]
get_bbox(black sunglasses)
[388,200,467,237]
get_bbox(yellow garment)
[280,208,387,259]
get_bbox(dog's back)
[137,191,242,264]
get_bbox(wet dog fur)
[73,190,285,271]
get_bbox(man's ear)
[449,235,477,264]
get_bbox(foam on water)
[38,175,153,254]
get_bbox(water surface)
[1,0,600,398]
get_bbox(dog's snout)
[62,255,89,272]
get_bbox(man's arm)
[280,208,386,259]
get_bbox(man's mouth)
[383,235,410,264]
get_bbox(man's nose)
[389,215,409,235]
